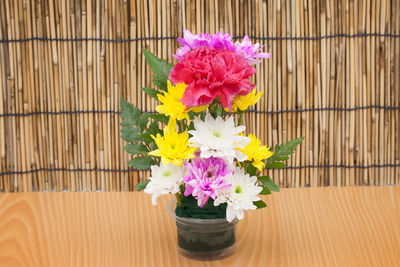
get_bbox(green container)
[167,199,238,260]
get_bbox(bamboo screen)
[0,0,399,192]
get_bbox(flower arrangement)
[120,30,303,223]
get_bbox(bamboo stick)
[0,0,399,192]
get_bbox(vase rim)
[166,198,238,225]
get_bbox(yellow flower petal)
[190,105,209,113]
[252,161,265,172]
[229,89,263,112]
[237,133,273,171]
[148,118,196,166]
[155,81,189,120]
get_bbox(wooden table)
[0,187,399,266]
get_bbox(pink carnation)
[169,46,256,109]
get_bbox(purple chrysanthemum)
[173,30,270,64]
[183,157,232,207]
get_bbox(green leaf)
[266,161,286,169]
[149,113,169,124]
[120,121,135,127]
[188,111,195,120]
[273,156,290,161]
[134,180,150,191]
[121,134,140,143]
[120,98,140,124]
[141,87,160,99]
[253,200,267,209]
[267,137,304,164]
[148,121,162,136]
[128,157,154,170]
[216,105,223,117]
[120,127,138,136]
[258,176,280,192]
[151,143,158,150]
[200,111,206,121]
[120,126,141,143]
[259,187,272,195]
[124,143,149,155]
[139,113,149,131]
[120,98,133,117]
[246,164,257,176]
[188,121,195,131]
[142,49,173,90]
[137,133,154,143]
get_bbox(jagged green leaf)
[139,112,149,131]
[120,128,141,143]
[136,133,154,144]
[273,156,290,161]
[266,161,286,169]
[148,121,162,136]
[120,121,135,127]
[266,137,304,167]
[124,143,149,155]
[141,87,160,99]
[142,49,173,90]
[128,157,154,170]
[120,98,140,124]
[149,113,169,124]
[121,134,138,143]
[120,127,138,136]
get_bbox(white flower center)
[162,171,172,178]
[212,131,222,138]
[234,185,243,194]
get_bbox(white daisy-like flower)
[188,114,251,164]
[144,163,186,205]
[214,167,263,222]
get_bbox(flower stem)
[203,199,209,209]
[175,192,183,208]
[238,112,244,125]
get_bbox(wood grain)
[0,187,399,266]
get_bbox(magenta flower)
[183,157,232,207]
[173,30,270,64]
[235,36,271,64]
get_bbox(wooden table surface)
[0,187,399,267]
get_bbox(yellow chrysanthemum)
[155,81,189,120]
[148,118,196,166]
[227,89,263,112]
[237,133,273,171]
[155,80,209,119]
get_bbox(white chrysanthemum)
[144,163,186,205]
[188,114,250,164]
[214,167,263,222]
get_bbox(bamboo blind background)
[0,0,399,192]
